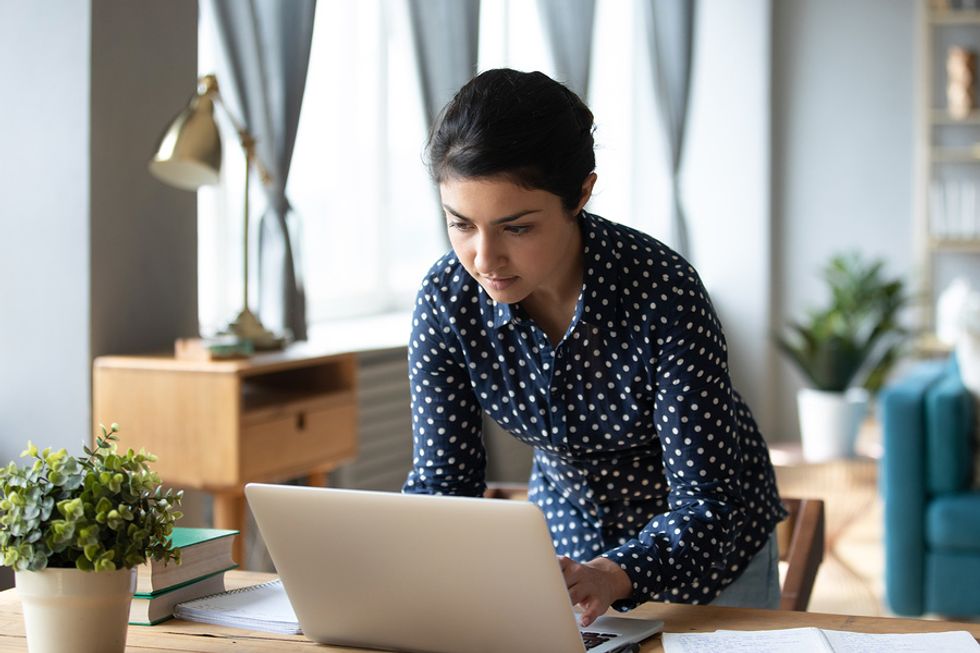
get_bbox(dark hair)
[425,68,595,212]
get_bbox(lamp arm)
[201,74,274,185]
[196,75,267,319]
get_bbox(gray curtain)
[407,0,481,130]
[643,0,696,261]
[209,0,315,341]
[537,0,596,99]
[407,0,480,246]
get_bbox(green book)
[134,527,238,596]
[129,568,227,626]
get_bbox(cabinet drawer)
[241,400,357,482]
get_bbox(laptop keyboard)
[581,630,617,649]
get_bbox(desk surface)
[1,571,978,652]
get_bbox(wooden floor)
[774,454,886,617]
[774,431,978,622]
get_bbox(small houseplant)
[777,253,908,461]
[0,423,182,653]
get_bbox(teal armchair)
[880,358,980,617]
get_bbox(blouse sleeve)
[401,285,487,498]
[602,267,748,607]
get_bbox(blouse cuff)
[601,543,660,611]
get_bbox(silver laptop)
[245,483,663,653]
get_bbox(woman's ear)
[574,173,598,215]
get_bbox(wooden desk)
[1,571,977,652]
[93,345,359,564]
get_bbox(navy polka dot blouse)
[403,212,786,608]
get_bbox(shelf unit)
[917,2,980,337]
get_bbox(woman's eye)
[506,225,531,235]
[448,221,473,231]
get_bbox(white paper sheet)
[821,628,980,653]
[662,627,831,653]
[663,628,980,653]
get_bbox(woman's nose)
[473,232,503,273]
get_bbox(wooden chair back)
[484,483,529,501]
[775,497,825,611]
[485,484,825,611]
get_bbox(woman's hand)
[558,555,632,627]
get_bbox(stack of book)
[129,527,238,626]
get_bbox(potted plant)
[0,423,182,653]
[777,253,908,461]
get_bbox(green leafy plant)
[0,424,183,572]
[777,252,909,393]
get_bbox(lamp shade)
[149,93,222,190]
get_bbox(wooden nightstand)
[92,345,358,564]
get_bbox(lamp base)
[225,307,287,351]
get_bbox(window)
[198,0,671,336]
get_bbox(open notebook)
[239,483,663,653]
[174,578,298,634]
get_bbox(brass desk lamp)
[150,74,285,350]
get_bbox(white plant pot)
[15,566,135,653]
[797,387,869,462]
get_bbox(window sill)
[305,311,412,355]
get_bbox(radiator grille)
[331,347,413,491]
[331,346,533,490]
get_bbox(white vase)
[15,566,136,653]
[797,387,869,462]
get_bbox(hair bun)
[426,68,596,212]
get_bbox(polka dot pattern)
[403,212,786,609]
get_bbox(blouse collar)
[488,211,622,334]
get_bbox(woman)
[403,68,786,626]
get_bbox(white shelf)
[931,108,980,124]
[919,2,980,334]
[929,237,980,252]
[929,9,980,25]
[931,146,980,162]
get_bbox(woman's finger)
[579,598,602,628]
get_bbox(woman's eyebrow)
[442,205,542,224]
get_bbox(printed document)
[662,627,979,653]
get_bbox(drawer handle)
[296,412,306,430]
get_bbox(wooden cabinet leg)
[306,470,330,487]
[213,492,246,567]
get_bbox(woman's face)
[439,175,593,305]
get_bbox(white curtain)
[288,0,442,323]
[588,1,672,239]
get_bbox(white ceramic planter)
[797,387,869,462]
[15,567,136,653]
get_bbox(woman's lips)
[484,276,517,291]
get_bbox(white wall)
[0,1,92,464]
[771,0,916,439]
[686,0,774,436]
[0,0,201,589]
[685,0,917,442]
[0,1,199,460]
